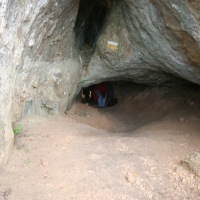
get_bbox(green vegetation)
[24,159,31,166]
[13,124,23,135]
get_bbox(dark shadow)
[74,0,109,50]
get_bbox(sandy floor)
[0,83,200,200]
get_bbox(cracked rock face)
[1,0,200,166]
[85,0,200,85]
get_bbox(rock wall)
[0,0,82,167]
[1,0,200,167]
[83,0,200,86]
[11,0,82,120]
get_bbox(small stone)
[126,172,135,183]
[31,81,38,88]
[181,152,200,177]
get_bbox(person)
[92,82,108,108]
[82,82,118,108]
[82,85,95,104]
[82,87,91,103]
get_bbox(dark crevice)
[75,0,108,49]
[74,0,113,66]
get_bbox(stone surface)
[84,0,200,86]
[181,152,200,177]
[1,0,200,167]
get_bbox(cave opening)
[73,80,200,133]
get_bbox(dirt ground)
[0,83,200,200]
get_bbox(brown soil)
[0,83,200,200]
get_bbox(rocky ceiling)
[1,0,200,167]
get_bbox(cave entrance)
[74,0,114,66]
[72,80,200,133]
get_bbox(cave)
[0,0,200,198]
